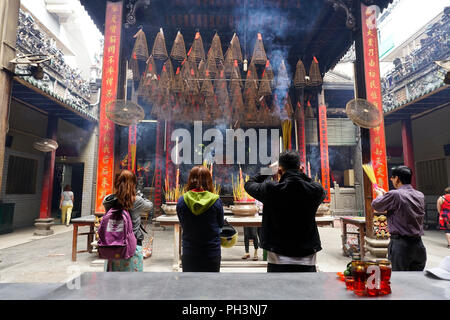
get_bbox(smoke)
[233,5,292,120]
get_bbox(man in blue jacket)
[244,151,325,272]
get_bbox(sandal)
[241,253,250,259]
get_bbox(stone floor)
[0,219,448,283]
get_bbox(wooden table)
[340,216,366,258]
[155,214,336,270]
[71,215,96,262]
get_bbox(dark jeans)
[267,263,317,273]
[244,227,259,253]
[181,255,221,272]
[388,236,427,271]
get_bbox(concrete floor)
[0,220,448,283]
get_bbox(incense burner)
[230,201,258,216]
[161,202,177,215]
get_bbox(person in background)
[60,185,74,226]
[177,165,224,272]
[437,187,450,248]
[372,166,427,271]
[242,227,259,261]
[244,151,325,272]
[103,170,153,272]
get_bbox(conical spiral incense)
[210,32,224,62]
[230,33,243,64]
[245,62,258,90]
[183,60,199,94]
[198,59,206,80]
[206,49,218,79]
[152,29,168,60]
[258,70,272,97]
[132,29,149,61]
[201,70,215,97]
[284,94,294,118]
[170,31,187,61]
[171,67,184,93]
[191,32,206,62]
[265,60,275,88]
[294,59,307,88]
[129,55,140,82]
[230,60,242,88]
[224,47,234,77]
[251,33,267,65]
[308,57,322,86]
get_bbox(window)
[6,156,38,194]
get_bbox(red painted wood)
[401,119,416,188]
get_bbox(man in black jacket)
[244,151,326,272]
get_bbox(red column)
[39,116,58,219]
[401,118,416,187]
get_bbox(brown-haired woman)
[176,165,224,272]
[102,170,153,271]
[60,185,74,226]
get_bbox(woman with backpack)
[176,165,224,272]
[437,187,450,248]
[102,170,153,271]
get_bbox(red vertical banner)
[296,102,306,166]
[95,1,123,213]
[318,104,331,203]
[128,125,137,172]
[361,4,389,197]
[153,121,164,211]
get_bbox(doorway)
[51,163,84,220]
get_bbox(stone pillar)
[34,116,58,235]
[401,118,416,188]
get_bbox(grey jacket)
[102,194,153,243]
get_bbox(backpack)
[97,208,137,260]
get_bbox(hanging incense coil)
[215,69,230,109]
[294,59,307,88]
[283,94,294,119]
[200,70,215,97]
[245,62,258,90]
[197,59,206,83]
[230,33,243,64]
[171,67,184,93]
[265,60,275,88]
[230,60,243,88]
[129,55,140,82]
[230,84,244,122]
[206,49,218,80]
[182,59,199,94]
[170,31,187,61]
[305,102,315,118]
[308,57,323,86]
[258,70,272,97]
[251,33,267,65]
[210,32,224,62]
[191,32,206,62]
[152,29,169,60]
[132,29,149,61]
[159,59,174,91]
[224,47,234,77]
[277,60,290,90]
